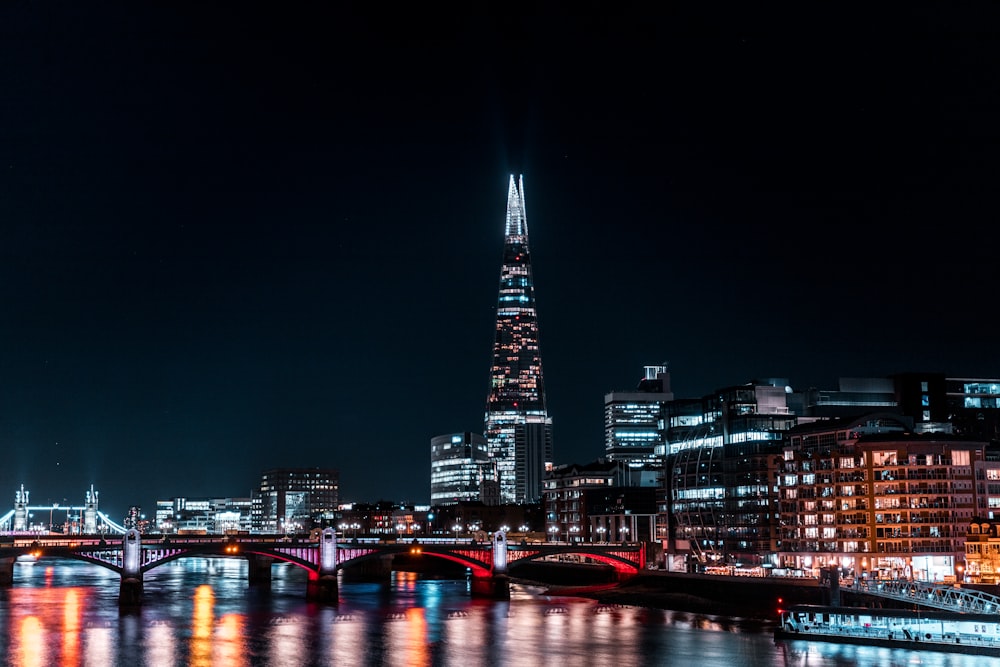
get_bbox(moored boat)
[775,604,1000,656]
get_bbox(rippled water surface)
[0,558,992,666]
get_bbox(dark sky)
[2,5,999,519]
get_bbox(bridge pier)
[307,574,339,602]
[119,528,144,607]
[119,576,143,606]
[469,530,511,599]
[247,554,274,587]
[471,573,510,600]
[0,557,13,585]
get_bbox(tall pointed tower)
[485,174,553,504]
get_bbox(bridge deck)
[850,578,1000,614]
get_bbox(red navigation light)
[776,597,783,614]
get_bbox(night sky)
[2,5,999,519]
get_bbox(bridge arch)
[507,545,644,578]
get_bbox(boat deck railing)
[852,578,1000,613]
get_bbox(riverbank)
[538,570,826,620]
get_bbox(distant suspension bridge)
[0,484,126,535]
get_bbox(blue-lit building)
[430,432,493,505]
[604,364,674,474]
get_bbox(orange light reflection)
[404,607,429,667]
[61,588,81,667]
[7,587,90,667]
[190,584,215,667]
[19,616,44,667]
[215,614,247,667]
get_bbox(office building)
[604,364,674,473]
[430,432,492,505]
[251,467,339,533]
[154,496,252,534]
[484,174,553,504]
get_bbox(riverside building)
[661,373,1000,582]
[776,425,984,582]
[250,467,339,533]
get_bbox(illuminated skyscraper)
[604,365,674,474]
[484,174,553,504]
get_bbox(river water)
[0,557,989,666]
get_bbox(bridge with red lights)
[0,529,646,605]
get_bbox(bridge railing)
[852,578,1000,613]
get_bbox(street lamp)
[620,526,630,544]
[452,524,461,541]
[569,526,580,543]
[548,525,559,542]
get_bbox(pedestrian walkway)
[852,578,1000,613]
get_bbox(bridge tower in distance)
[13,485,29,532]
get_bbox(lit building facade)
[430,432,492,505]
[777,428,984,582]
[667,380,796,568]
[664,376,924,569]
[251,467,339,533]
[604,365,674,472]
[154,497,252,534]
[965,518,1000,584]
[544,460,657,544]
[484,174,553,504]
[945,377,1000,441]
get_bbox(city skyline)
[3,6,1000,518]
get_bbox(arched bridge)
[0,531,645,605]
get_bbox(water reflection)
[190,585,214,667]
[62,588,81,666]
[0,558,992,666]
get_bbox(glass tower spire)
[484,174,553,504]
